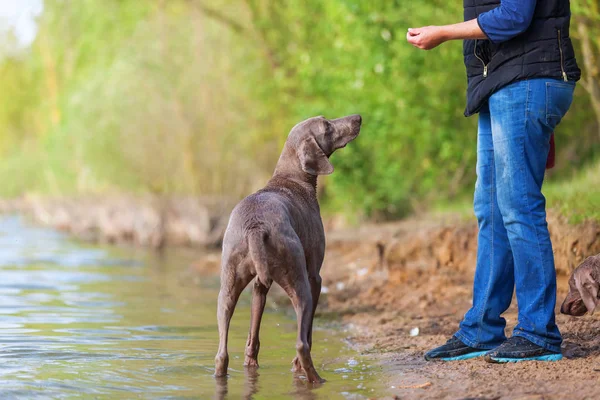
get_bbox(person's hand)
[406,26,447,50]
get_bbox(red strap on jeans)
[546,133,555,169]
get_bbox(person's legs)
[455,103,515,350]
[425,78,575,362]
[487,78,574,356]
[425,104,515,361]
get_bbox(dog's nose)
[350,114,362,125]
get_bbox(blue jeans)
[455,78,575,353]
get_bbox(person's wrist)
[436,25,451,43]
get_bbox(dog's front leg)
[307,275,322,349]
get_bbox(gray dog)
[214,114,362,383]
[561,255,600,316]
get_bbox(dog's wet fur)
[214,115,362,383]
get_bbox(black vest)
[463,0,581,116]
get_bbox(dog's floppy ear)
[297,136,334,176]
[575,271,600,315]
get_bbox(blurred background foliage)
[0,0,598,220]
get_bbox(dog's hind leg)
[291,276,323,383]
[278,264,323,383]
[271,233,323,383]
[292,275,321,373]
[244,279,271,368]
[215,263,253,377]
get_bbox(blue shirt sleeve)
[477,0,537,44]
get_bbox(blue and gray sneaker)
[424,336,488,361]
[484,336,562,363]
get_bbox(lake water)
[0,216,388,399]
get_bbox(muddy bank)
[0,195,236,248]
[318,212,599,338]
[316,213,600,399]
[3,194,597,270]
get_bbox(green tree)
[571,0,600,137]
[0,0,597,221]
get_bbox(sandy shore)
[318,214,600,399]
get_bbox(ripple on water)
[0,216,388,398]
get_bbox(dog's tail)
[247,230,271,287]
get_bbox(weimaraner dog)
[214,114,362,383]
[561,255,600,316]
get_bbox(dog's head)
[286,114,362,176]
[561,255,600,316]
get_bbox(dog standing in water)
[214,115,362,383]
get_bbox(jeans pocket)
[545,81,575,128]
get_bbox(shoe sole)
[485,353,563,363]
[437,351,489,361]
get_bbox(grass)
[544,161,600,224]
[432,160,600,225]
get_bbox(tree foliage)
[0,0,597,219]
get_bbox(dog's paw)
[214,353,229,377]
[305,372,326,384]
[244,357,259,368]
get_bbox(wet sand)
[318,214,600,399]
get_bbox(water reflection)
[214,369,324,400]
[0,216,384,398]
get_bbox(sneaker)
[484,336,562,363]
[424,336,488,361]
